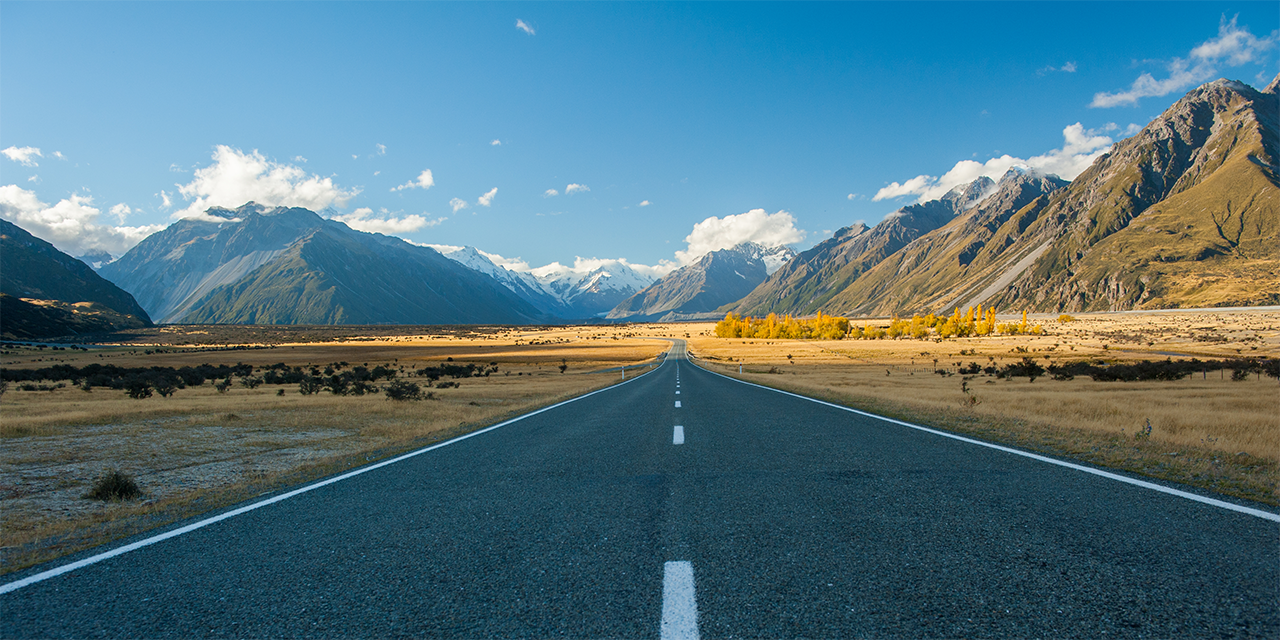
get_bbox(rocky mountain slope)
[1,219,152,338]
[608,242,795,321]
[727,75,1278,318]
[730,178,993,316]
[989,77,1279,311]
[100,204,543,325]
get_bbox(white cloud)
[1037,61,1078,75]
[376,143,387,156]
[109,203,132,224]
[330,206,443,235]
[565,183,589,194]
[1091,16,1277,108]
[27,175,39,184]
[0,185,164,257]
[477,187,498,207]
[491,139,502,146]
[544,189,559,197]
[450,197,469,212]
[674,209,805,265]
[1123,123,1144,136]
[52,151,65,160]
[158,190,173,209]
[873,122,1113,203]
[172,145,359,220]
[293,155,308,163]
[2,146,42,167]
[168,163,186,173]
[392,169,435,192]
[516,19,535,35]
[639,200,651,207]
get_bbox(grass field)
[2,310,1277,573]
[686,308,1279,505]
[0,329,669,573]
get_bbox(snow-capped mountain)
[429,248,656,319]
[607,242,797,321]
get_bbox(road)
[3,340,1277,638]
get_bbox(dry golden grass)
[0,331,668,573]
[687,308,1279,505]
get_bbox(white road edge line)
[0,352,675,596]
[673,425,685,445]
[661,561,699,640]
[689,357,1280,523]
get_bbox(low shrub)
[84,469,142,501]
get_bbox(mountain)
[532,261,655,318]
[985,77,1279,311]
[427,245,573,317]
[100,203,544,325]
[725,75,1278,317]
[430,247,655,319]
[607,242,796,321]
[819,168,1070,315]
[1,218,152,338]
[730,177,993,316]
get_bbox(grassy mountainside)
[0,219,151,338]
[991,77,1279,311]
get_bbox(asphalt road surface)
[3,341,1277,638]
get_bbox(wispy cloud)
[491,139,502,146]
[0,186,164,257]
[376,143,387,156]
[2,146,42,167]
[392,169,435,192]
[109,203,132,224]
[638,200,651,207]
[450,197,469,213]
[544,189,559,197]
[565,183,589,194]
[1037,61,1078,76]
[172,145,359,220]
[873,123,1113,203]
[477,187,498,207]
[516,19,535,35]
[331,206,443,235]
[1091,16,1277,108]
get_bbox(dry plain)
[1,311,1277,574]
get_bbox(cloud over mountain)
[173,145,359,221]
[873,123,1113,203]
[674,209,805,266]
[1091,16,1277,108]
[0,185,163,258]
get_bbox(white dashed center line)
[661,561,699,640]
[673,425,685,445]
[674,400,681,408]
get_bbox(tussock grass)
[0,332,668,573]
[688,309,1279,505]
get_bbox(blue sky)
[2,1,1277,276]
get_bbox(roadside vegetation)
[0,329,667,574]
[693,308,1280,506]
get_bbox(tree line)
[715,305,1043,341]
